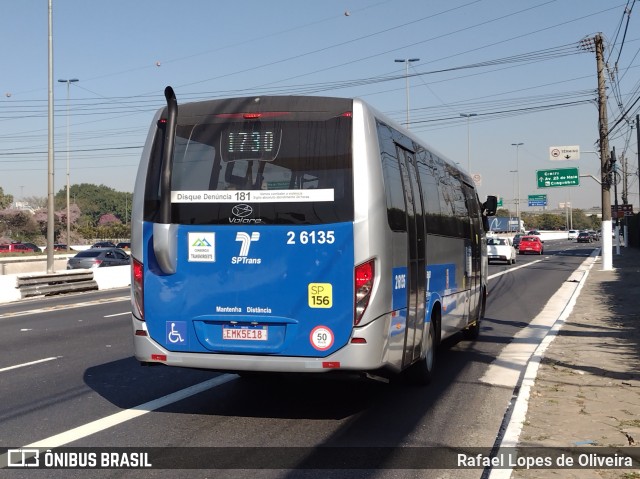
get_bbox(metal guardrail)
[16,270,98,298]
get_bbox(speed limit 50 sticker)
[310,325,334,351]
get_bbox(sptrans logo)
[232,232,261,264]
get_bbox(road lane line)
[0,356,60,373]
[21,374,236,448]
[488,259,543,280]
[103,312,130,318]
[0,296,129,319]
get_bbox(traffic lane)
[0,293,131,369]
[43,344,512,479]
[0,287,129,317]
[3,344,512,479]
[0,297,221,448]
[482,242,592,352]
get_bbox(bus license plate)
[223,327,268,341]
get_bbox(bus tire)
[464,288,485,340]
[406,319,436,386]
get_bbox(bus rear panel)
[133,97,386,373]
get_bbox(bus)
[130,87,497,384]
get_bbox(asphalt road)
[0,239,600,479]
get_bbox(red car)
[0,242,38,254]
[518,235,544,255]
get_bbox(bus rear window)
[144,101,353,226]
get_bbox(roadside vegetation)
[0,184,131,246]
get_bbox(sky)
[1,0,639,213]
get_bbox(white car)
[567,229,579,240]
[487,237,517,264]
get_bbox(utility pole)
[621,152,628,206]
[611,147,620,255]
[637,115,640,221]
[622,151,629,247]
[595,33,613,270]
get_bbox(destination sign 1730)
[536,167,580,188]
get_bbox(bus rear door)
[396,145,427,368]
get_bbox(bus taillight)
[354,259,375,326]
[132,258,144,319]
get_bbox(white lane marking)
[0,356,60,373]
[21,375,236,448]
[103,312,130,318]
[488,259,543,280]
[0,296,129,319]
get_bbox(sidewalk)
[512,246,640,478]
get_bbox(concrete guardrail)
[0,265,131,304]
[16,270,99,298]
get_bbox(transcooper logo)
[192,238,212,247]
[188,232,215,262]
[233,232,261,264]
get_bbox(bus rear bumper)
[131,313,398,374]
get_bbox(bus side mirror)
[483,195,498,217]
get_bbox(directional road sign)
[528,194,547,206]
[536,167,580,188]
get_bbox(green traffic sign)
[497,197,503,207]
[528,194,547,206]
[536,167,579,188]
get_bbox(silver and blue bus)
[130,87,497,384]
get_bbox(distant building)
[11,201,36,214]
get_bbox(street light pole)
[509,170,517,232]
[395,58,419,128]
[58,78,79,253]
[47,0,55,273]
[460,113,477,172]
[511,143,524,232]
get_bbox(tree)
[2,183,131,244]
[0,187,14,210]
[537,213,565,230]
[98,213,121,226]
[0,209,41,241]
[56,184,131,226]
[571,209,593,230]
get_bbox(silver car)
[67,247,130,269]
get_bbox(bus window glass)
[172,134,216,191]
[145,111,353,225]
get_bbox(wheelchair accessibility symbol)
[166,321,187,345]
